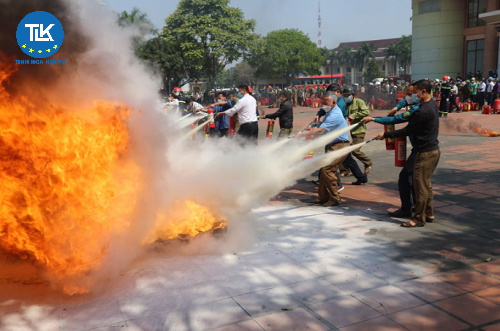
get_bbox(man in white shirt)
[216,84,258,144]
[188,98,205,113]
[478,80,486,110]
[449,81,460,112]
[487,77,495,107]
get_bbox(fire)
[473,126,500,137]
[0,60,226,294]
[144,201,227,244]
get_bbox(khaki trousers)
[318,141,350,203]
[413,149,441,223]
[277,128,293,139]
[351,133,372,168]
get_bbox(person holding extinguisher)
[361,83,419,218]
[439,76,451,118]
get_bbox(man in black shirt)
[376,80,440,228]
[262,92,294,139]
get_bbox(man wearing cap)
[216,84,258,144]
[439,76,451,118]
[342,87,372,180]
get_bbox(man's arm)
[224,98,245,117]
[383,110,422,138]
[265,102,290,120]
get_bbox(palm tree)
[327,50,338,76]
[385,42,399,75]
[337,46,354,77]
[397,35,412,76]
[356,42,376,73]
[117,7,157,37]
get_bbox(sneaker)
[338,185,344,192]
[312,180,320,185]
[352,178,368,185]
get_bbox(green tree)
[135,35,203,89]
[117,7,157,43]
[385,41,399,75]
[363,59,384,82]
[250,29,324,86]
[356,42,376,73]
[396,35,412,76]
[233,61,257,86]
[336,46,354,76]
[163,0,257,90]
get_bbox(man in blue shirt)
[210,91,231,137]
[294,92,351,206]
[362,83,419,218]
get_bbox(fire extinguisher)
[266,120,275,138]
[229,116,236,136]
[395,137,406,167]
[384,124,395,150]
[207,109,216,128]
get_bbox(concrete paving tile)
[473,259,500,278]
[339,316,406,331]
[0,301,61,331]
[109,268,163,300]
[254,307,329,331]
[126,310,190,331]
[310,296,381,328]
[483,323,500,331]
[186,298,250,330]
[59,300,125,331]
[155,264,210,290]
[363,261,427,283]
[212,320,264,331]
[300,255,358,277]
[232,287,301,317]
[435,205,474,215]
[435,293,500,325]
[353,285,425,315]
[474,285,500,305]
[437,269,500,292]
[387,304,469,331]
[262,262,320,284]
[285,278,347,305]
[323,269,388,294]
[396,276,466,302]
[216,269,286,297]
[117,289,180,320]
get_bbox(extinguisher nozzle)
[365,138,378,144]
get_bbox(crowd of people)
[164,77,450,228]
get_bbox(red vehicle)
[293,74,346,88]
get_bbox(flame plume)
[0,60,225,294]
[473,126,500,137]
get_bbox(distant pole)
[318,1,322,48]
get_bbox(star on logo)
[38,50,42,54]
[53,45,58,49]
[22,44,26,48]
[46,49,51,52]
[29,48,34,53]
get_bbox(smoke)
[0,0,367,293]
[443,118,482,133]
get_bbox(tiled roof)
[333,37,401,51]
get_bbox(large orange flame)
[0,59,226,294]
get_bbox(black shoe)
[312,180,320,185]
[388,209,412,218]
[352,178,368,185]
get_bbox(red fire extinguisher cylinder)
[384,124,395,150]
[395,137,407,167]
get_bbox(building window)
[466,39,485,76]
[418,0,441,14]
[468,0,487,28]
[382,65,386,71]
[347,67,352,73]
[336,67,340,74]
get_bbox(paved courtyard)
[2,107,500,331]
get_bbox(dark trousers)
[318,142,350,203]
[439,97,448,117]
[448,96,459,112]
[399,150,417,212]
[478,92,485,110]
[219,129,229,137]
[343,153,367,181]
[471,94,477,103]
[237,122,259,145]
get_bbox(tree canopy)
[162,0,257,89]
[249,29,324,86]
[363,59,383,82]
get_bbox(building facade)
[325,38,409,84]
[411,0,500,81]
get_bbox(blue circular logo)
[16,11,64,59]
